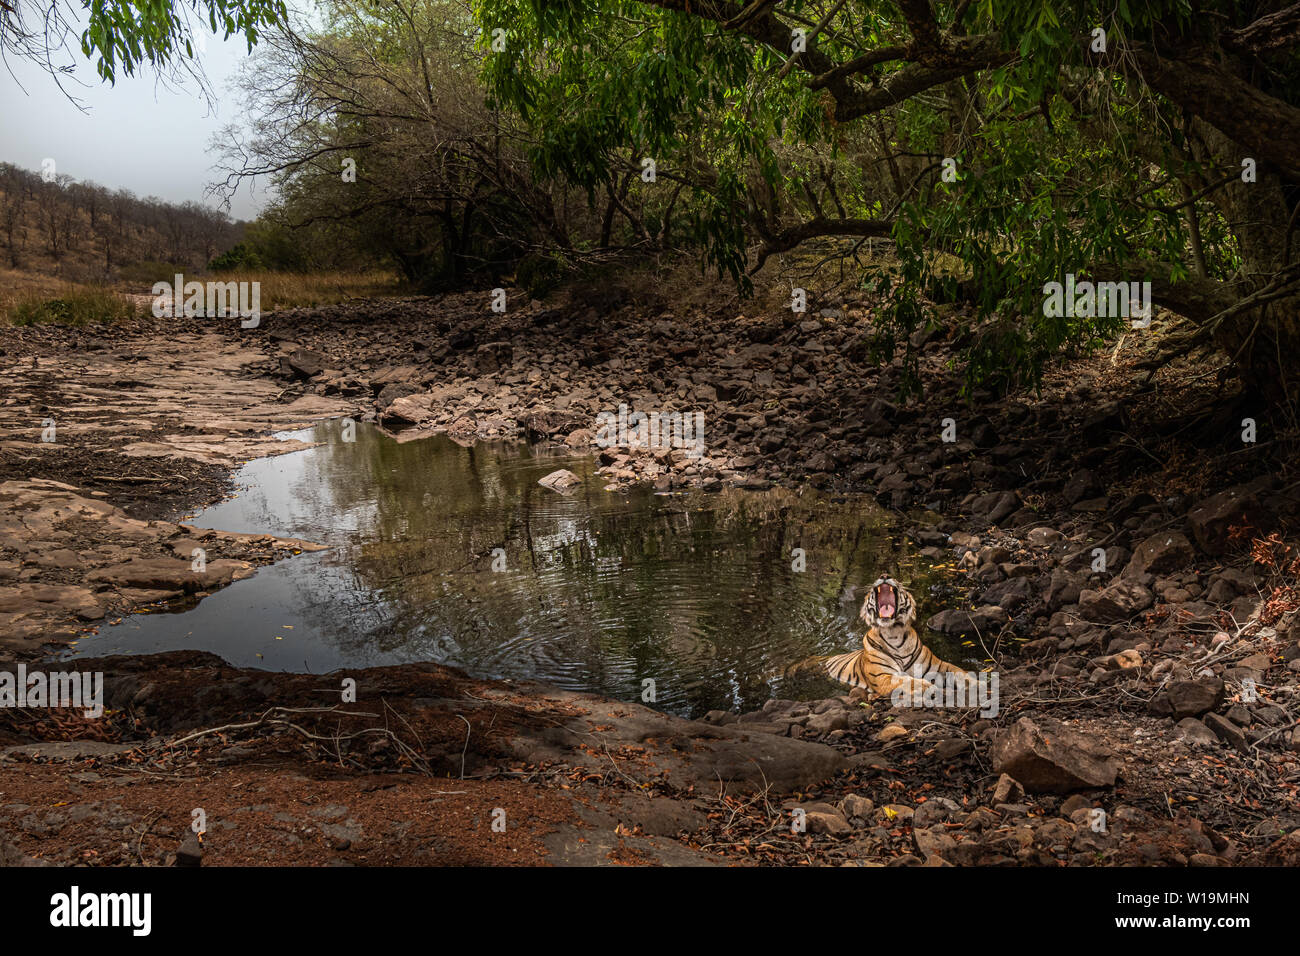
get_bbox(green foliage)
[79,0,288,82]
[474,0,819,285]
[870,93,1189,395]
[117,260,189,284]
[209,241,265,272]
[470,0,1264,397]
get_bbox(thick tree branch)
[1125,43,1300,180]
[750,216,893,271]
[1221,2,1300,55]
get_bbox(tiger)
[822,576,973,698]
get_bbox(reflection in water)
[70,421,963,717]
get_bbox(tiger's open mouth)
[875,582,897,619]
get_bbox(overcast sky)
[0,21,267,220]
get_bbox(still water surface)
[68,421,964,717]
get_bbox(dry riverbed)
[1,285,1299,866]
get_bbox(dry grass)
[0,268,405,325]
[200,270,405,310]
[0,271,140,326]
[0,269,79,317]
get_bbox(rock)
[538,469,582,493]
[1035,818,1078,849]
[805,710,851,735]
[1124,531,1196,577]
[990,717,1120,793]
[1203,712,1248,751]
[1062,469,1098,504]
[806,810,853,835]
[0,828,48,866]
[1023,637,1060,657]
[914,826,957,863]
[86,557,253,593]
[927,605,1009,635]
[981,576,1036,610]
[1188,484,1268,556]
[286,348,330,379]
[970,490,1019,524]
[935,738,972,760]
[839,794,875,821]
[474,341,514,373]
[992,773,1025,803]
[382,394,436,426]
[1225,704,1253,726]
[1077,581,1154,622]
[876,804,915,826]
[1227,653,1271,682]
[1060,794,1092,816]
[176,831,202,867]
[730,721,787,736]
[1205,567,1254,604]
[1148,678,1224,719]
[875,723,909,743]
[913,797,960,827]
[1174,717,1218,746]
[1027,527,1064,547]
[447,328,476,351]
[1047,570,1083,611]
[375,382,421,409]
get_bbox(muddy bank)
[0,650,863,866]
[2,644,1298,867]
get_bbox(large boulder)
[86,556,253,592]
[991,717,1120,793]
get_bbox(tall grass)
[0,269,406,325]
[1,278,139,327]
[197,270,405,309]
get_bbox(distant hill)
[0,162,243,282]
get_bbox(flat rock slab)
[1,740,139,761]
[0,479,328,650]
[0,338,353,468]
[538,469,582,493]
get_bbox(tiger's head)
[860,576,916,630]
